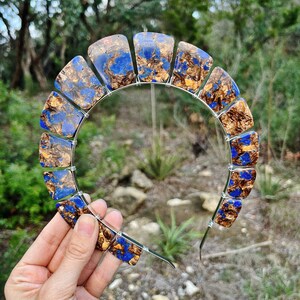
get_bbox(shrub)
[0,81,51,228]
[141,139,182,181]
[156,211,202,261]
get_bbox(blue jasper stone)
[55,56,105,110]
[134,32,174,82]
[172,41,213,93]
[39,132,73,168]
[40,91,84,138]
[227,168,256,199]
[115,236,135,262]
[200,67,240,113]
[88,35,135,90]
[230,131,259,166]
[43,169,76,200]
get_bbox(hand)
[4,196,123,300]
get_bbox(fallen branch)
[202,240,272,259]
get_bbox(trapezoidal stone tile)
[40,91,84,138]
[227,168,256,199]
[55,56,106,110]
[134,32,174,82]
[56,194,90,227]
[215,199,242,228]
[88,34,135,90]
[219,99,254,137]
[39,132,73,168]
[230,131,259,167]
[200,67,240,112]
[171,41,213,93]
[43,169,77,200]
[56,195,116,251]
[108,234,143,266]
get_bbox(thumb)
[40,214,98,299]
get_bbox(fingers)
[20,212,71,267]
[47,199,107,273]
[18,193,92,267]
[84,210,123,298]
[39,214,99,299]
[78,209,123,284]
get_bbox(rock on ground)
[167,198,192,206]
[111,186,147,216]
[131,169,153,191]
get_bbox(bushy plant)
[0,82,51,228]
[156,211,202,261]
[141,139,182,181]
[243,267,300,299]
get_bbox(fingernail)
[75,214,96,237]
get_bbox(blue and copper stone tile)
[171,41,213,93]
[39,132,73,168]
[230,131,259,167]
[56,195,89,227]
[215,199,242,228]
[40,91,84,138]
[43,169,76,200]
[55,56,106,110]
[134,32,174,82]
[227,168,256,199]
[199,67,240,112]
[219,99,254,137]
[108,235,143,266]
[88,34,135,90]
[56,196,116,251]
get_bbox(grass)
[156,211,202,261]
[141,139,182,181]
[243,267,300,299]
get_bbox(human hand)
[4,196,123,300]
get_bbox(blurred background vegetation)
[0,0,299,298]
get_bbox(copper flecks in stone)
[219,99,254,137]
[40,91,84,138]
[55,56,106,110]
[134,32,174,82]
[56,196,116,251]
[88,35,135,90]
[215,199,242,228]
[171,41,213,93]
[108,235,142,266]
[200,67,240,112]
[227,168,256,199]
[56,195,89,227]
[230,131,259,166]
[39,132,72,168]
[43,169,76,200]
[95,221,116,251]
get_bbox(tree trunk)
[11,0,31,89]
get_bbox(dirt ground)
[89,87,300,299]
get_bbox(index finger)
[20,212,71,267]
[20,194,94,266]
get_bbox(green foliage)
[75,115,129,194]
[156,211,202,261]
[0,229,34,292]
[141,139,182,181]
[243,267,300,299]
[256,166,291,201]
[0,82,51,228]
